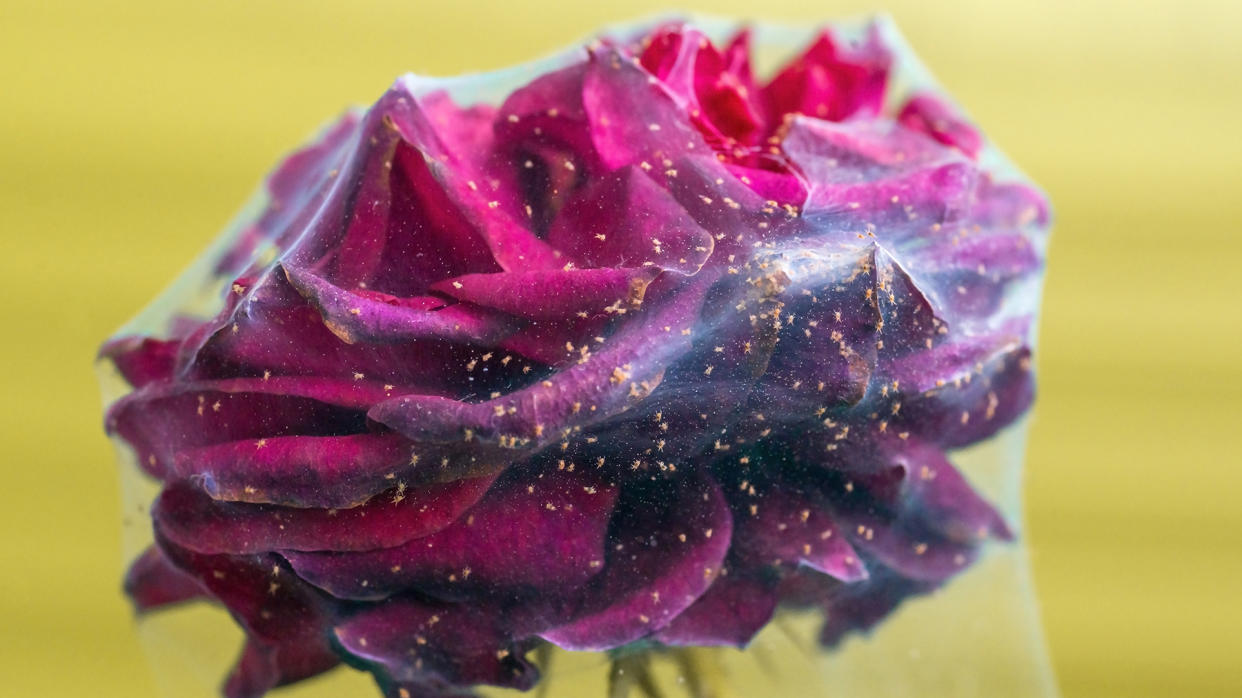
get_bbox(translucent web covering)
[100,13,1055,698]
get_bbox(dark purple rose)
[102,18,1048,698]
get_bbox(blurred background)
[2,0,1238,696]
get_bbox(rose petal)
[106,377,376,479]
[223,638,340,698]
[99,336,180,389]
[539,471,732,651]
[385,86,563,272]
[653,571,779,648]
[284,264,518,346]
[171,432,415,508]
[335,598,538,695]
[890,332,1035,448]
[547,166,715,276]
[761,26,889,123]
[123,546,206,612]
[817,566,938,647]
[153,534,340,693]
[729,479,867,582]
[431,267,657,320]
[875,437,1013,543]
[284,463,618,600]
[369,278,707,450]
[897,93,982,158]
[154,473,497,554]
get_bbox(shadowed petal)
[654,571,779,648]
[124,546,206,612]
[539,472,732,651]
[334,598,539,695]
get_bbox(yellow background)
[2,1,1239,696]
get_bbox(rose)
[102,18,1048,698]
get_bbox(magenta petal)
[891,332,1035,448]
[284,264,518,346]
[972,176,1050,229]
[582,45,712,170]
[897,93,982,158]
[781,117,977,230]
[383,89,562,272]
[654,571,779,648]
[184,274,490,392]
[761,27,889,123]
[637,25,763,150]
[124,546,206,612]
[152,535,341,694]
[99,336,179,388]
[547,167,715,276]
[335,599,538,695]
[154,473,497,555]
[171,433,415,508]
[105,377,377,480]
[878,438,1012,543]
[910,232,1042,318]
[369,279,707,450]
[431,267,657,320]
[284,464,618,600]
[731,483,867,582]
[539,472,733,651]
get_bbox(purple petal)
[907,232,1042,318]
[876,437,1013,543]
[539,472,733,651]
[154,473,497,555]
[369,278,708,450]
[889,331,1035,448]
[582,45,710,170]
[334,598,538,694]
[223,638,340,698]
[781,117,977,231]
[897,93,982,158]
[105,377,379,480]
[186,272,523,394]
[832,506,978,583]
[817,568,938,647]
[152,535,341,694]
[99,336,179,388]
[384,87,563,272]
[284,464,618,600]
[170,432,416,508]
[547,166,715,276]
[757,243,881,411]
[730,482,867,582]
[123,546,206,612]
[654,571,779,648]
[430,267,658,320]
[972,175,1050,229]
[284,264,518,346]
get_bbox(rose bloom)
[102,19,1048,698]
